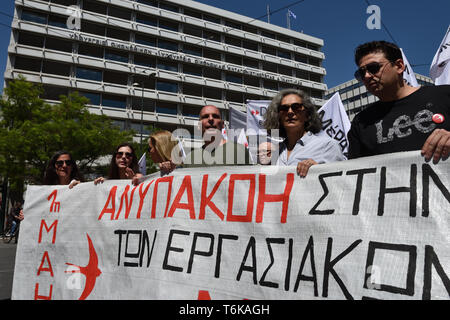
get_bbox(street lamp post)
[133,72,156,149]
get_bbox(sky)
[0,0,448,91]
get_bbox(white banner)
[317,93,351,154]
[400,48,419,87]
[12,151,450,300]
[430,26,450,85]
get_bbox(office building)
[4,0,328,146]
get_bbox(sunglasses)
[55,160,73,167]
[116,151,132,158]
[278,103,305,113]
[354,61,389,81]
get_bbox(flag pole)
[287,11,290,29]
[267,4,270,23]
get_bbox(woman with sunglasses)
[264,88,345,177]
[44,150,83,188]
[94,143,142,184]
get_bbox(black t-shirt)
[348,85,450,159]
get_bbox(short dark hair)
[354,40,402,66]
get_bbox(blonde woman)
[148,130,180,175]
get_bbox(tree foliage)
[0,76,135,200]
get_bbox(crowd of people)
[2,40,449,238]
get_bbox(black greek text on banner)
[12,151,450,300]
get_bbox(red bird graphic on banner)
[65,234,101,300]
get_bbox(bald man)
[183,105,252,167]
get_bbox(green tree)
[0,76,135,201]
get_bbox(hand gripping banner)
[12,151,450,300]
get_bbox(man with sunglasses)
[183,105,251,167]
[347,41,450,162]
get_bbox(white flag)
[138,152,146,175]
[400,48,419,87]
[430,26,450,85]
[246,100,270,135]
[317,92,351,154]
[288,9,296,19]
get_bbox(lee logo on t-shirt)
[375,109,436,144]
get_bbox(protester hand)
[18,209,24,221]
[124,167,135,179]
[132,173,144,186]
[94,177,105,185]
[69,180,80,189]
[159,161,177,174]
[421,129,450,163]
[297,159,318,178]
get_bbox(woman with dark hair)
[94,143,143,184]
[264,88,345,177]
[44,150,83,188]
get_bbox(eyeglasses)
[354,61,389,81]
[55,160,73,167]
[116,152,132,158]
[278,103,305,113]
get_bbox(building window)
[183,64,202,76]
[309,58,321,67]
[108,6,132,20]
[263,80,278,91]
[262,45,276,56]
[104,71,128,85]
[134,54,156,68]
[277,35,291,44]
[182,83,202,96]
[225,36,241,47]
[310,73,321,83]
[184,25,202,38]
[295,54,308,64]
[41,85,68,100]
[135,33,156,47]
[157,59,178,72]
[159,19,178,32]
[261,31,276,39]
[131,97,155,112]
[226,91,243,103]
[83,0,107,15]
[136,0,157,7]
[81,21,105,37]
[130,121,151,135]
[203,87,221,100]
[203,14,220,24]
[76,67,102,81]
[184,8,202,19]
[78,43,103,58]
[14,56,41,72]
[243,40,258,51]
[225,20,241,30]
[262,62,277,73]
[159,2,179,12]
[203,67,221,80]
[77,91,101,105]
[21,10,46,24]
[42,60,71,76]
[105,49,128,63]
[243,58,259,69]
[18,32,44,48]
[158,39,178,52]
[242,24,257,34]
[225,54,242,65]
[243,75,260,87]
[106,28,130,41]
[277,49,291,60]
[182,105,201,118]
[48,14,67,29]
[203,30,220,42]
[203,49,221,61]
[136,13,157,27]
[112,119,125,130]
[157,81,178,93]
[102,94,126,109]
[183,44,202,57]
[226,73,242,84]
[296,69,309,80]
[156,102,178,115]
[50,0,77,5]
[46,37,72,53]
[278,65,292,76]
